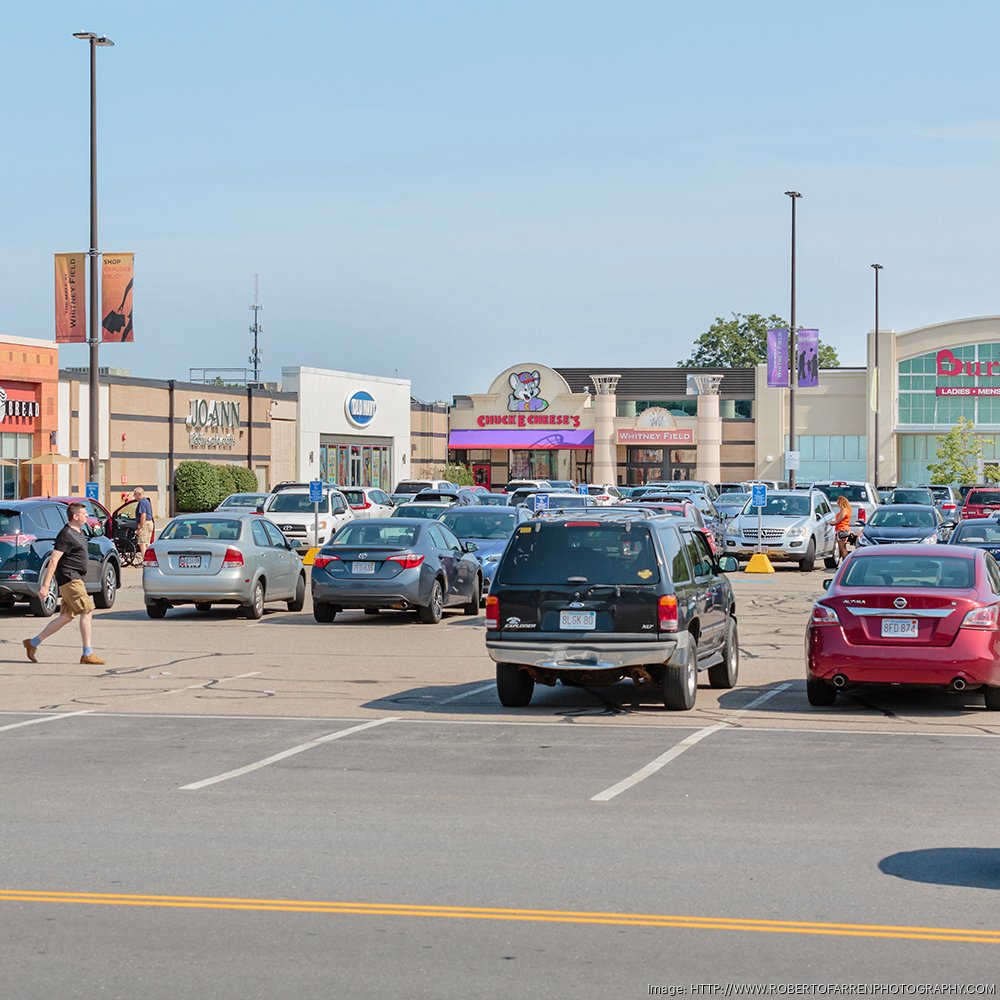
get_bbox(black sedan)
[948,517,1000,559]
[311,518,482,624]
[855,504,950,547]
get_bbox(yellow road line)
[0,890,997,944]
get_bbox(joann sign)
[186,398,240,448]
[0,386,41,424]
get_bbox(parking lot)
[2,565,999,998]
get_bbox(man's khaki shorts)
[137,522,153,546]
[59,580,95,617]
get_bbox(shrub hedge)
[174,461,259,512]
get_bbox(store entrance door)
[472,463,491,489]
[626,447,670,485]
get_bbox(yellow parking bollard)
[302,547,321,566]
[745,552,775,574]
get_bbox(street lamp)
[871,263,883,486]
[73,31,114,484]
[785,190,802,487]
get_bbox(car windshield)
[477,495,510,506]
[953,523,1000,543]
[219,494,264,507]
[840,555,975,589]
[160,518,243,541]
[967,490,1000,505]
[754,496,810,517]
[267,493,326,513]
[392,505,447,520]
[719,493,750,505]
[891,489,934,504]
[814,485,870,503]
[498,523,660,585]
[439,511,517,539]
[868,508,936,528]
[331,523,418,547]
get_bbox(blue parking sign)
[309,480,324,504]
[578,484,588,494]
[534,493,549,511]
[85,481,99,501]
[751,483,767,508]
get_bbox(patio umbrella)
[22,453,77,465]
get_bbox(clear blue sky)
[3,1,999,400]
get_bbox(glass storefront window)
[899,344,1000,427]
[508,450,557,480]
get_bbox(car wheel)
[28,586,58,618]
[800,539,816,572]
[984,686,1000,711]
[418,579,444,624]
[823,543,841,571]
[496,662,534,707]
[807,677,837,706]
[463,575,481,616]
[93,562,118,610]
[195,603,212,613]
[287,574,306,612]
[313,601,337,623]
[364,608,380,616]
[708,616,739,689]
[146,602,168,620]
[244,580,265,620]
[662,640,697,710]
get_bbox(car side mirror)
[288,539,303,551]
[92,524,105,537]
[822,577,834,589]
[463,540,479,553]
[82,524,95,539]
[717,555,739,573]
[815,512,822,521]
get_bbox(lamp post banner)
[766,328,789,387]
[54,253,87,342]
[797,328,819,387]
[101,252,134,342]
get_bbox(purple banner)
[797,328,819,388]
[766,328,789,387]
[448,429,595,450]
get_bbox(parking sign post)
[746,483,775,575]
[309,480,323,547]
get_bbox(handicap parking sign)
[309,480,324,503]
[751,483,767,507]
[85,482,100,501]
[534,493,549,511]
[578,484,588,494]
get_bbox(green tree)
[927,418,987,484]
[436,463,475,486]
[679,312,840,368]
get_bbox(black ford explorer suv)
[485,510,739,710]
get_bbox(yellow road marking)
[0,890,997,944]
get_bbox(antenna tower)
[248,274,263,383]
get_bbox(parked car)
[812,481,880,528]
[806,546,1000,709]
[724,489,839,570]
[546,480,577,491]
[960,487,1000,520]
[877,487,895,504]
[485,511,740,710]
[216,492,270,514]
[342,487,395,519]
[923,484,963,523]
[311,518,482,624]
[622,500,721,552]
[26,495,115,536]
[0,499,121,617]
[392,479,457,497]
[527,493,598,515]
[855,505,950,547]
[639,492,725,550]
[584,484,623,505]
[948,517,1000,559]
[645,479,720,501]
[414,489,480,506]
[716,492,751,522]
[477,494,513,507]
[143,513,306,620]
[390,502,453,520]
[889,487,935,507]
[262,487,354,547]
[503,479,552,494]
[438,506,532,594]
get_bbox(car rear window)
[840,555,975,589]
[814,485,870,503]
[392,504,446,520]
[0,511,23,537]
[966,490,1000,505]
[332,523,419,547]
[953,523,1000,543]
[498,522,660,585]
[393,482,432,494]
[439,511,517,538]
[890,489,934,504]
[160,519,243,541]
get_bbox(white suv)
[585,483,623,505]
[342,486,395,519]
[263,487,354,547]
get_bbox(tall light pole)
[871,263,883,486]
[785,190,802,488]
[73,31,114,483]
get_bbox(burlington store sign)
[936,349,1000,396]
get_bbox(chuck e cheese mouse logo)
[477,370,581,428]
[507,371,549,412]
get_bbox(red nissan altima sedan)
[806,545,1000,709]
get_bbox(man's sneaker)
[23,639,38,663]
[80,653,105,666]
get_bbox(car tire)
[146,602,168,619]
[708,616,739,689]
[984,686,1000,711]
[28,586,58,618]
[807,677,837,706]
[800,539,816,572]
[418,579,444,624]
[364,608,380,616]
[195,603,212,613]
[496,662,534,707]
[463,575,481,616]
[243,581,265,620]
[823,544,841,571]
[287,574,306,612]
[662,640,697,711]
[313,602,337,623]
[93,562,118,610]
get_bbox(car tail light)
[222,548,244,568]
[810,603,840,626]
[597,494,610,501]
[858,508,867,524]
[657,595,678,632]
[387,553,425,569]
[351,502,372,510]
[961,605,1000,630]
[313,554,339,569]
[564,521,601,527]
[143,547,158,567]
[485,595,499,630]
[942,503,956,512]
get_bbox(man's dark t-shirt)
[53,525,88,586]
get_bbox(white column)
[590,375,621,485]
[693,375,724,483]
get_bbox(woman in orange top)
[833,494,852,559]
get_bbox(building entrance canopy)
[448,428,593,450]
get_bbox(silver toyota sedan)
[142,513,306,619]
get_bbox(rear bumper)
[142,567,252,604]
[0,581,38,599]
[486,632,692,671]
[312,569,427,609]
[807,626,1000,688]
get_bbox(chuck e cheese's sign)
[477,413,581,428]
[936,348,1000,396]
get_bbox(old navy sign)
[346,391,377,428]
[935,349,1000,395]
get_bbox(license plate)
[178,555,202,569]
[351,561,376,575]
[560,610,596,630]
[881,618,917,638]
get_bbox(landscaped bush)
[174,462,259,512]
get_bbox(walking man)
[134,486,154,559]
[22,502,105,666]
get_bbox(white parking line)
[0,710,93,733]
[179,716,400,791]
[439,684,495,705]
[163,671,261,695]
[590,683,793,803]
